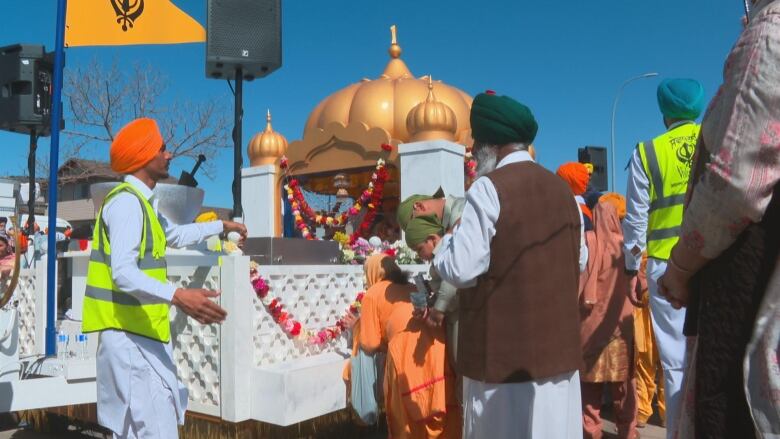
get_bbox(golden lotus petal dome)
[406,76,458,142]
[302,26,472,144]
[248,110,289,166]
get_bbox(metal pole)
[27,129,37,236]
[232,68,243,219]
[46,0,67,357]
[610,72,658,192]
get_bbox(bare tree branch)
[60,58,231,182]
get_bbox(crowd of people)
[342,3,780,437]
[72,2,779,438]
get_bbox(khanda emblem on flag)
[110,0,145,31]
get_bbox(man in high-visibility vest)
[623,78,704,438]
[82,118,247,439]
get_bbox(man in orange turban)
[557,162,593,226]
[86,118,247,438]
[110,118,166,174]
[557,162,591,196]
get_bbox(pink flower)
[317,330,328,344]
[252,278,269,297]
[348,207,358,216]
[283,319,295,333]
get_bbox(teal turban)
[657,79,705,120]
[470,92,538,145]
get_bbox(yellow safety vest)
[637,122,700,260]
[82,183,171,342]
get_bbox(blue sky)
[1,0,743,208]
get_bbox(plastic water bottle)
[57,331,69,360]
[77,334,88,360]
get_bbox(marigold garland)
[250,261,365,346]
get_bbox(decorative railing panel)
[252,264,429,367]
[169,264,222,417]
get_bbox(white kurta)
[433,150,583,439]
[94,175,223,438]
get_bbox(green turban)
[470,92,538,145]
[404,214,444,248]
[657,78,705,120]
[396,188,445,230]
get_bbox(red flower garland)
[284,156,390,240]
[250,262,364,345]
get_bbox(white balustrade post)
[398,140,466,200]
[69,253,88,321]
[241,164,277,238]
[218,254,253,422]
[35,257,48,356]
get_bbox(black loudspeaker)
[206,0,282,80]
[578,146,608,192]
[0,44,58,136]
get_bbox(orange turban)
[110,118,163,174]
[599,192,627,220]
[556,162,590,195]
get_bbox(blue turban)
[657,78,705,120]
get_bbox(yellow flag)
[65,0,205,47]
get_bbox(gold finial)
[248,109,288,166]
[265,109,273,131]
[426,75,435,100]
[406,74,458,141]
[388,25,401,59]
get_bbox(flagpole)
[45,0,67,357]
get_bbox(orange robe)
[360,280,460,439]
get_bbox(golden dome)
[301,25,472,145]
[248,110,288,166]
[406,76,458,142]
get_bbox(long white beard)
[474,146,498,178]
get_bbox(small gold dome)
[302,25,472,144]
[248,110,288,166]
[406,76,458,142]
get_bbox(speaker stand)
[27,128,37,235]
[232,67,244,219]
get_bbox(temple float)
[0,27,474,436]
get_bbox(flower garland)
[250,261,365,346]
[464,145,477,185]
[282,154,390,241]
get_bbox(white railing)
[16,261,47,358]
[15,250,429,424]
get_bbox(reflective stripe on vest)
[82,183,171,342]
[638,123,700,260]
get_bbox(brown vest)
[458,161,583,383]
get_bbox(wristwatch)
[624,268,638,277]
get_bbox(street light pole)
[610,72,659,192]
